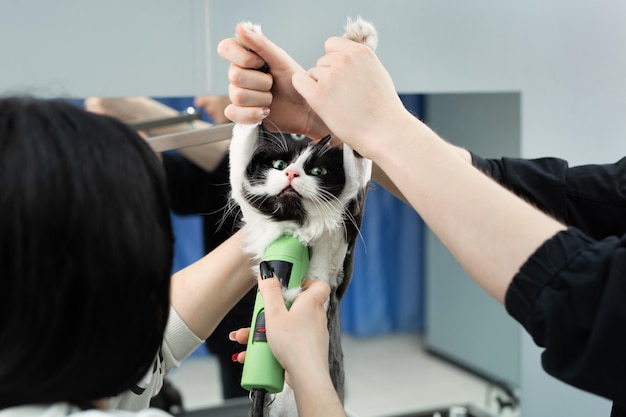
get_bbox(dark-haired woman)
[0,96,258,416]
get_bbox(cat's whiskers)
[216,199,242,232]
[342,205,368,251]
[306,190,346,229]
[266,129,290,154]
[247,193,271,208]
[304,191,367,253]
[262,118,283,136]
[245,179,273,196]
[315,142,333,158]
[315,187,344,206]
[314,187,367,250]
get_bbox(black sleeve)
[162,151,241,253]
[506,227,626,405]
[471,154,626,239]
[161,151,231,216]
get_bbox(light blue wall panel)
[424,93,521,387]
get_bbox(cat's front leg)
[242,222,285,278]
[291,234,347,303]
[280,234,345,305]
[229,123,261,206]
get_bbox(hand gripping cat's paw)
[239,21,262,37]
[281,279,330,311]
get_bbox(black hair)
[0,97,174,407]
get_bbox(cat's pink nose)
[285,168,300,183]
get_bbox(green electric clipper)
[241,235,310,417]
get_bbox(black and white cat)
[229,17,377,417]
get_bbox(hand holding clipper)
[241,235,310,417]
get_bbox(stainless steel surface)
[129,111,201,131]
[146,122,234,152]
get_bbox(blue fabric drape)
[170,214,204,272]
[339,94,426,336]
[340,183,425,336]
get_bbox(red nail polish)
[231,353,239,362]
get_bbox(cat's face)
[241,131,346,225]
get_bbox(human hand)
[230,326,301,388]
[258,273,330,376]
[193,95,232,124]
[217,23,329,139]
[292,37,414,160]
[230,273,331,377]
[229,327,249,364]
[230,273,344,417]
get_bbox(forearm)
[375,116,566,303]
[290,367,346,417]
[170,229,255,340]
[371,163,406,203]
[372,137,472,204]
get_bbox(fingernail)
[231,353,240,362]
[260,107,270,118]
[228,331,237,341]
[259,261,273,279]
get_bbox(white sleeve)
[108,307,204,411]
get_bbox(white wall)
[2,1,622,415]
[0,0,209,98]
[424,93,522,389]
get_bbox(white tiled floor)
[168,333,515,417]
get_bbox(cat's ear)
[318,135,333,147]
[342,142,373,191]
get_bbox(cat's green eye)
[310,166,328,176]
[272,160,288,170]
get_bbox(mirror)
[85,92,520,417]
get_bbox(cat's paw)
[282,286,302,304]
[239,21,262,36]
[343,16,378,51]
[281,282,329,311]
